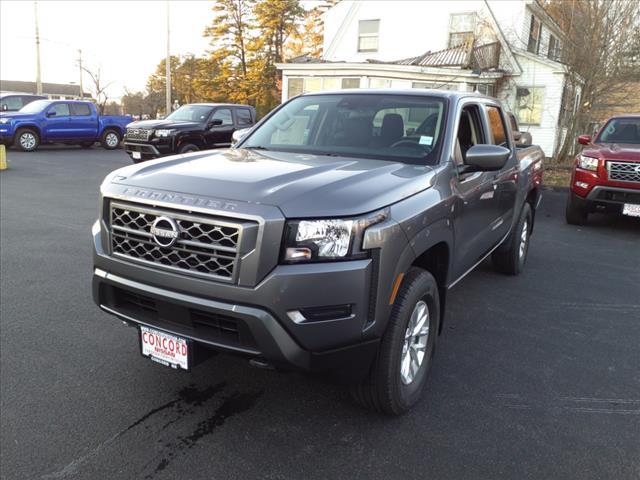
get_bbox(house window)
[527,15,542,54]
[288,78,303,98]
[548,35,561,61]
[449,13,476,48]
[369,78,391,88]
[342,78,360,89]
[358,19,379,52]
[516,86,545,125]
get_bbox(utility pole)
[34,1,42,95]
[165,0,171,116]
[78,49,84,98]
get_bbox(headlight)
[578,154,599,171]
[282,210,388,263]
[155,129,175,137]
[0,118,10,124]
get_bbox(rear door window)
[235,108,253,126]
[49,103,70,117]
[70,103,91,116]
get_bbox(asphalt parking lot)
[1,147,639,480]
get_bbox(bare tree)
[81,65,114,114]
[545,0,640,162]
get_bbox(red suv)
[566,115,640,224]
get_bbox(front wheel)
[492,203,532,275]
[15,128,40,152]
[100,129,121,150]
[351,268,439,415]
[178,143,199,154]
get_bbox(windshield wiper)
[244,145,270,151]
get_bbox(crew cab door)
[481,104,518,242]
[68,103,98,140]
[450,102,508,280]
[43,102,71,140]
[205,107,235,147]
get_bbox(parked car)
[92,90,544,414]
[0,93,46,112]
[0,100,132,151]
[566,115,640,224]
[123,103,256,163]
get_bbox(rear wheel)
[15,128,40,152]
[492,202,532,275]
[101,129,121,150]
[351,268,439,415]
[565,192,589,225]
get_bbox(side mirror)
[513,131,522,141]
[46,110,57,117]
[577,134,592,145]
[232,128,250,145]
[1,104,7,111]
[406,127,416,136]
[208,118,223,128]
[460,145,511,173]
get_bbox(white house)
[277,0,579,157]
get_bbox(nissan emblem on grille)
[109,201,243,282]
[150,216,180,247]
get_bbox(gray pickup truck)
[92,90,544,414]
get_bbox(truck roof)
[300,88,495,101]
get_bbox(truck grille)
[126,128,152,141]
[607,161,640,183]
[109,201,242,282]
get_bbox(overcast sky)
[0,1,217,99]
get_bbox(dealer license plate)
[132,151,141,160]
[622,203,640,217]
[140,326,190,370]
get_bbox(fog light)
[575,181,589,189]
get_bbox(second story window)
[527,15,542,54]
[548,34,561,61]
[358,19,379,52]
[449,13,476,48]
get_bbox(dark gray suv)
[93,90,544,414]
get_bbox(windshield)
[19,100,51,114]
[165,105,213,122]
[595,118,640,144]
[243,94,447,165]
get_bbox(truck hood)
[110,148,436,217]
[0,113,32,121]
[583,143,640,162]
[126,119,202,131]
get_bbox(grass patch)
[543,167,572,189]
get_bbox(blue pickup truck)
[0,100,132,151]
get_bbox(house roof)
[0,80,90,97]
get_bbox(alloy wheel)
[400,300,430,385]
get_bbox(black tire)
[80,141,94,149]
[15,128,40,152]
[565,192,589,225]
[351,267,440,415]
[178,143,199,154]
[492,202,532,275]
[100,129,121,150]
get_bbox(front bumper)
[584,185,640,212]
[92,221,379,378]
